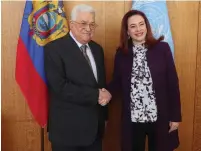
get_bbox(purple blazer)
[108,41,182,151]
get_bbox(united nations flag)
[132,0,174,54]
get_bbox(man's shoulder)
[45,34,69,49]
[89,40,102,50]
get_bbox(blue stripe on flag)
[20,1,46,83]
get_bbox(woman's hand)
[169,121,179,133]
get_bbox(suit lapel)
[66,34,98,84]
[88,42,99,83]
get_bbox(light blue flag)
[132,0,174,54]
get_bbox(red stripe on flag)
[15,37,48,127]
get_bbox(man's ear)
[69,20,73,29]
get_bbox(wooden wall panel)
[104,1,124,80]
[44,127,51,151]
[193,2,201,151]
[103,2,125,151]
[2,1,41,151]
[124,1,132,13]
[167,2,199,151]
[1,1,33,122]
[1,121,41,151]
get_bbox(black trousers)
[132,122,156,151]
[51,138,102,151]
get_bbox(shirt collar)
[70,31,89,48]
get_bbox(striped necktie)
[80,45,92,69]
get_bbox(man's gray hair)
[70,4,95,21]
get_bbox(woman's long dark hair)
[119,10,164,54]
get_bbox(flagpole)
[41,128,44,151]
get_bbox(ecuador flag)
[15,0,68,127]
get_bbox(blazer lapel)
[123,46,134,99]
[126,47,134,83]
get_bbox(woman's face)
[127,15,147,44]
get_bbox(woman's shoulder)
[116,47,124,56]
[113,47,129,63]
[153,41,169,49]
[151,41,171,55]
[116,46,133,55]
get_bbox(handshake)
[98,88,112,106]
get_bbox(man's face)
[70,11,97,44]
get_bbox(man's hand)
[98,88,112,106]
[169,121,179,133]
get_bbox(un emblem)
[132,1,174,53]
[133,1,171,42]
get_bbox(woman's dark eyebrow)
[130,23,136,26]
[130,21,144,26]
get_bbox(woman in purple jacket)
[107,10,181,151]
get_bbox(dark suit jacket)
[44,33,107,146]
[108,41,182,151]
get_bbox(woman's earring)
[128,35,130,39]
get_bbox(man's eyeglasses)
[73,21,98,30]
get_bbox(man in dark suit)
[44,4,111,151]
